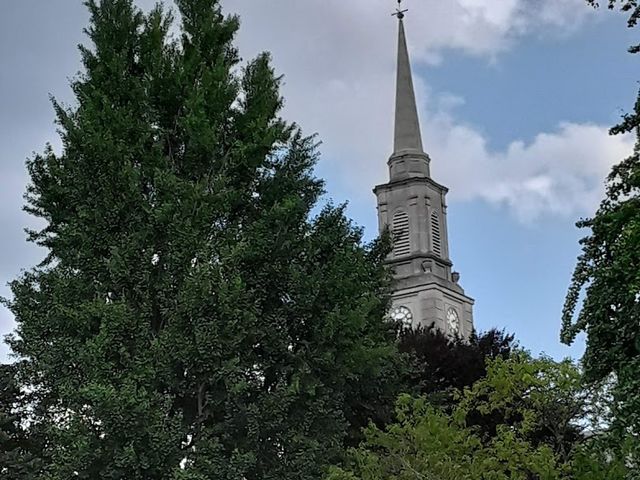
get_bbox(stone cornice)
[373,175,449,195]
[385,252,453,268]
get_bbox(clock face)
[447,307,460,334]
[390,306,413,329]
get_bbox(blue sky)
[1,0,637,361]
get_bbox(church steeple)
[388,4,430,181]
[374,1,474,338]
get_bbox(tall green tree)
[562,94,640,467]
[3,1,400,478]
[561,1,640,471]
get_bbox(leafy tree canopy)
[562,94,640,458]
[399,326,515,399]
[3,1,401,478]
[0,363,42,479]
[327,355,630,480]
[345,326,517,448]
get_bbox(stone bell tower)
[374,6,474,337]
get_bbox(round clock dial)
[390,306,413,329]
[447,307,460,334]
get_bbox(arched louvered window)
[431,211,442,257]
[392,211,410,257]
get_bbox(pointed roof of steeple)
[393,16,424,155]
[385,7,430,182]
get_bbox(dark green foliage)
[0,364,42,479]
[1,364,24,477]
[610,89,640,137]
[562,94,640,462]
[399,326,515,398]
[341,326,516,449]
[571,434,637,480]
[342,327,407,449]
[562,2,640,469]
[343,326,517,449]
[4,1,399,478]
[399,328,604,462]
[327,394,562,480]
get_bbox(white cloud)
[221,0,630,222]
[424,113,634,221]
[226,0,592,64]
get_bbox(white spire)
[388,4,430,181]
[393,16,424,155]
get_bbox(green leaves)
[328,356,627,480]
[0,364,42,479]
[328,394,560,480]
[564,4,639,453]
[562,92,640,463]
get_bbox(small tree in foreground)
[327,355,630,480]
[399,326,515,399]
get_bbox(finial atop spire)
[392,0,408,20]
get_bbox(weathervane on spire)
[392,0,408,19]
